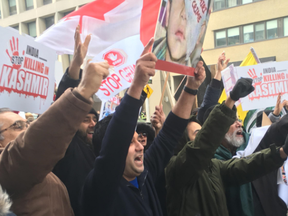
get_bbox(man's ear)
[165,0,170,28]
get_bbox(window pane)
[8,0,17,15]
[227,27,239,45]
[266,20,278,39]
[12,25,19,31]
[28,22,37,37]
[284,17,288,37]
[25,0,34,10]
[216,30,226,47]
[255,23,265,41]
[227,0,237,7]
[242,0,252,4]
[45,16,54,29]
[214,0,225,10]
[43,0,52,5]
[243,24,254,43]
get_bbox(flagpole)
[159,71,170,106]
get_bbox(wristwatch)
[183,86,198,95]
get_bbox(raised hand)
[186,61,206,90]
[273,93,284,116]
[76,60,109,100]
[215,51,230,80]
[69,25,91,79]
[151,105,166,135]
[128,38,157,99]
[229,78,255,101]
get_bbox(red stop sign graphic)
[103,50,126,67]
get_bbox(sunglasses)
[138,133,147,138]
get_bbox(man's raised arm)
[0,60,109,194]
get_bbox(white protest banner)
[236,61,288,111]
[0,27,57,113]
[92,36,143,101]
[221,64,241,107]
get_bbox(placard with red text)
[0,27,57,113]
[91,35,143,101]
[236,61,288,111]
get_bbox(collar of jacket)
[214,145,233,160]
[124,169,148,192]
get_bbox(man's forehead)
[0,112,25,125]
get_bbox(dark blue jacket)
[80,93,188,216]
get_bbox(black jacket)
[80,93,188,216]
[53,68,95,216]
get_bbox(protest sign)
[153,0,213,74]
[91,36,143,101]
[222,61,288,111]
[0,27,57,114]
[221,64,241,107]
[237,61,288,111]
[99,95,121,120]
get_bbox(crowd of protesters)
[0,25,288,216]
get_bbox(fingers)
[141,38,154,56]
[83,34,91,48]
[139,52,158,62]
[224,58,230,66]
[195,61,204,74]
[74,25,80,47]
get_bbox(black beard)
[76,130,92,145]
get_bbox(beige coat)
[0,89,92,216]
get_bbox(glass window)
[216,30,226,47]
[43,0,52,5]
[214,0,225,10]
[45,16,54,29]
[266,20,278,39]
[242,0,252,4]
[227,0,237,7]
[28,21,37,38]
[25,0,34,10]
[12,25,19,31]
[243,24,254,43]
[284,17,288,37]
[8,0,17,15]
[255,23,265,41]
[227,27,240,45]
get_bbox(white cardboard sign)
[237,61,288,111]
[91,35,143,101]
[222,61,288,111]
[0,27,57,113]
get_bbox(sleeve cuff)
[210,79,222,89]
[219,101,237,120]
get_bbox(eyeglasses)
[138,133,147,138]
[0,120,29,134]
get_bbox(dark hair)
[92,114,113,157]
[136,122,155,151]
[173,115,201,155]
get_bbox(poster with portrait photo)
[153,0,213,73]
[99,95,121,121]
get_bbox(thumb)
[141,38,154,56]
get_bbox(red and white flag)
[36,0,161,57]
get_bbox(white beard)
[225,130,244,148]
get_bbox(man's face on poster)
[166,0,187,61]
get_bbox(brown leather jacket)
[0,89,92,216]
